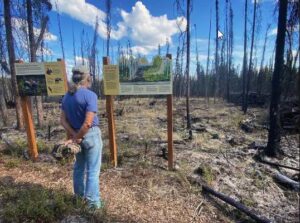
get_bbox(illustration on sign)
[44,62,68,96]
[15,61,67,96]
[103,56,172,95]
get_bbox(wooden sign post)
[15,60,38,160]
[20,96,38,160]
[166,54,174,170]
[16,59,68,161]
[103,57,118,167]
[103,54,174,170]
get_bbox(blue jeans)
[73,127,102,208]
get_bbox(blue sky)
[3,0,293,76]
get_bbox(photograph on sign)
[16,75,47,96]
[15,62,67,96]
[15,63,47,96]
[118,56,172,95]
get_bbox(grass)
[3,159,20,169]
[194,164,216,185]
[0,180,108,223]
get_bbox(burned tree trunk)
[265,0,288,157]
[205,8,212,105]
[214,0,220,103]
[106,0,111,57]
[185,0,192,139]
[26,0,45,128]
[0,85,8,126]
[244,0,257,113]
[242,0,248,113]
[3,0,24,129]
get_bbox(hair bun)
[72,73,83,83]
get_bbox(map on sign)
[103,56,172,95]
[15,61,68,96]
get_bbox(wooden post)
[103,57,118,167]
[166,54,174,170]
[15,60,38,160]
[21,96,38,160]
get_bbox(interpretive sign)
[103,56,172,95]
[15,61,68,96]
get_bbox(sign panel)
[15,61,67,96]
[103,56,172,95]
[103,65,120,95]
[44,62,68,96]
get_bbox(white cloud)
[11,17,58,42]
[51,0,112,39]
[51,1,186,55]
[268,24,300,36]
[118,1,186,55]
[75,56,89,66]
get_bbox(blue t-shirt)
[61,88,99,131]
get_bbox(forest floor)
[0,98,299,223]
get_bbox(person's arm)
[73,111,95,141]
[60,111,76,138]
[73,91,98,143]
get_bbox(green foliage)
[0,183,86,223]
[37,139,52,153]
[2,139,27,157]
[4,160,20,169]
[195,165,216,185]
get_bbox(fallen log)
[189,175,271,223]
[254,154,300,172]
[273,173,300,191]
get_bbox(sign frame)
[103,54,174,170]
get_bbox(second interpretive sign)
[103,56,172,95]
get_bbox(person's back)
[62,88,99,131]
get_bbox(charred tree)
[3,0,24,129]
[214,0,220,103]
[26,0,50,128]
[257,24,271,95]
[242,0,248,113]
[105,0,111,57]
[205,8,212,105]
[90,17,99,92]
[244,0,258,113]
[55,1,65,60]
[185,0,192,139]
[265,0,288,157]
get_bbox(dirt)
[0,98,299,223]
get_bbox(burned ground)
[0,98,299,222]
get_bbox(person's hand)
[74,138,82,144]
[63,139,73,146]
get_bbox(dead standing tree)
[185,0,192,139]
[265,0,288,157]
[26,0,51,128]
[0,20,8,126]
[242,0,248,113]
[3,0,24,129]
[106,0,111,57]
[214,0,220,103]
[205,7,212,105]
[244,0,258,113]
[90,17,99,92]
[55,1,65,60]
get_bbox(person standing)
[60,65,103,209]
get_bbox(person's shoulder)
[82,88,97,98]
